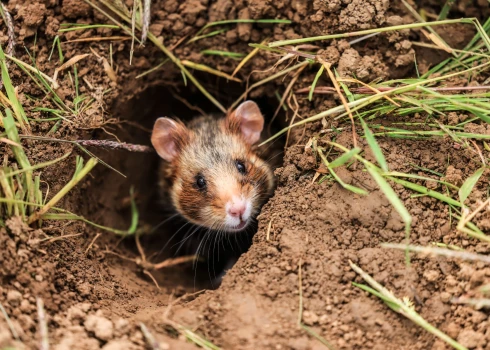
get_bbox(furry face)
[151,101,274,232]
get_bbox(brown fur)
[157,114,275,231]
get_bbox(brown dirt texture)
[1,0,490,350]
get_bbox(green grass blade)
[330,167,369,195]
[300,325,336,350]
[269,18,473,47]
[4,110,35,213]
[317,148,368,195]
[127,187,139,235]
[3,152,71,178]
[85,0,226,113]
[352,282,400,311]
[350,261,468,350]
[200,50,245,58]
[459,167,485,205]
[328,147,361,169]
[28,157,98,224]
[387,176,461,207]
[0,46,28,129]
[187,29,227,44]
[361,117,388,171]
[438,0,456,20]
[41,211,137,236]
[196,18,291,36]
[365,163,411,228]
[309,65,324,101]
[383,171,458,190]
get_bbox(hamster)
[151,100,275,234]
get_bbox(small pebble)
[84,315,114,341]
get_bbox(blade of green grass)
[232,60,310,110]
[365,163,411,232]
[85,0,226,113]
[383,171,458,190]
[459,167,485,205]
[269,18,474,47]
[42,190,138,236]
[3,152,71,179]
[309,65,324,101]
[350,261,468,350]
[387,176,461,207]
[438,0,457,20]
[187,28,227,44]
[0,47,28,130]
[196,18,291,36]
[48,35,64,63]
[59,24,120,32]
[382,243,490,263]
[329,141,412,238]
[4,110,35,214]
[317,147,368,195]
[200,50,245,58]
[360,116,388,171]
[28,157,98,224]
[328,147,361,168]
[181,60,241,82]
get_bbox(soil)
[1,0,490,350]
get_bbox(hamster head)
[151,101,274,233]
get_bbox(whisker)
[150,213,180,233]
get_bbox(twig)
[140,323,161,350]
[285,93,300,148]
[232,38,267,77]
[28,158,98,224]
[265,219,273,241]
[63,36,131,43]
[152,255,197,269]
[75,139,154,153]
[269,64,306,133]
[297,258,303,326]
[269,18,471,47]
[350,261,467,350]
[282,47,316,60]
[106,233,197,289]
[37,298,49,350]
[382,243,490,264]
[1,3,15,57]
[43,233,83,244]
[451,297,490,310]
[348,32,379,46]
[460,198,490,228]
[318,57,358,147]
[143,270,161,289]
[141,0,151,44]
[84,233,101,255]
[20,135,155,153]
[0,302,20,342]
[0,2,15,90]
[296,85,490,95]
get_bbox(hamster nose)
[227,201,246,220]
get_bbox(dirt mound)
[1,0,490,349]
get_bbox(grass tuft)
[84,0,227,113]
[350,261,467,350]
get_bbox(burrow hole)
[84,80,286,290]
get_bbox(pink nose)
[227,202,246,219]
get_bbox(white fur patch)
[224,195,252,231]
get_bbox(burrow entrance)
[82,78,287,290]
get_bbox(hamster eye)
[195,175,207,190]
[236,160,246,175]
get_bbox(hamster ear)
[227,100,264,144]
[151,117,188,162]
